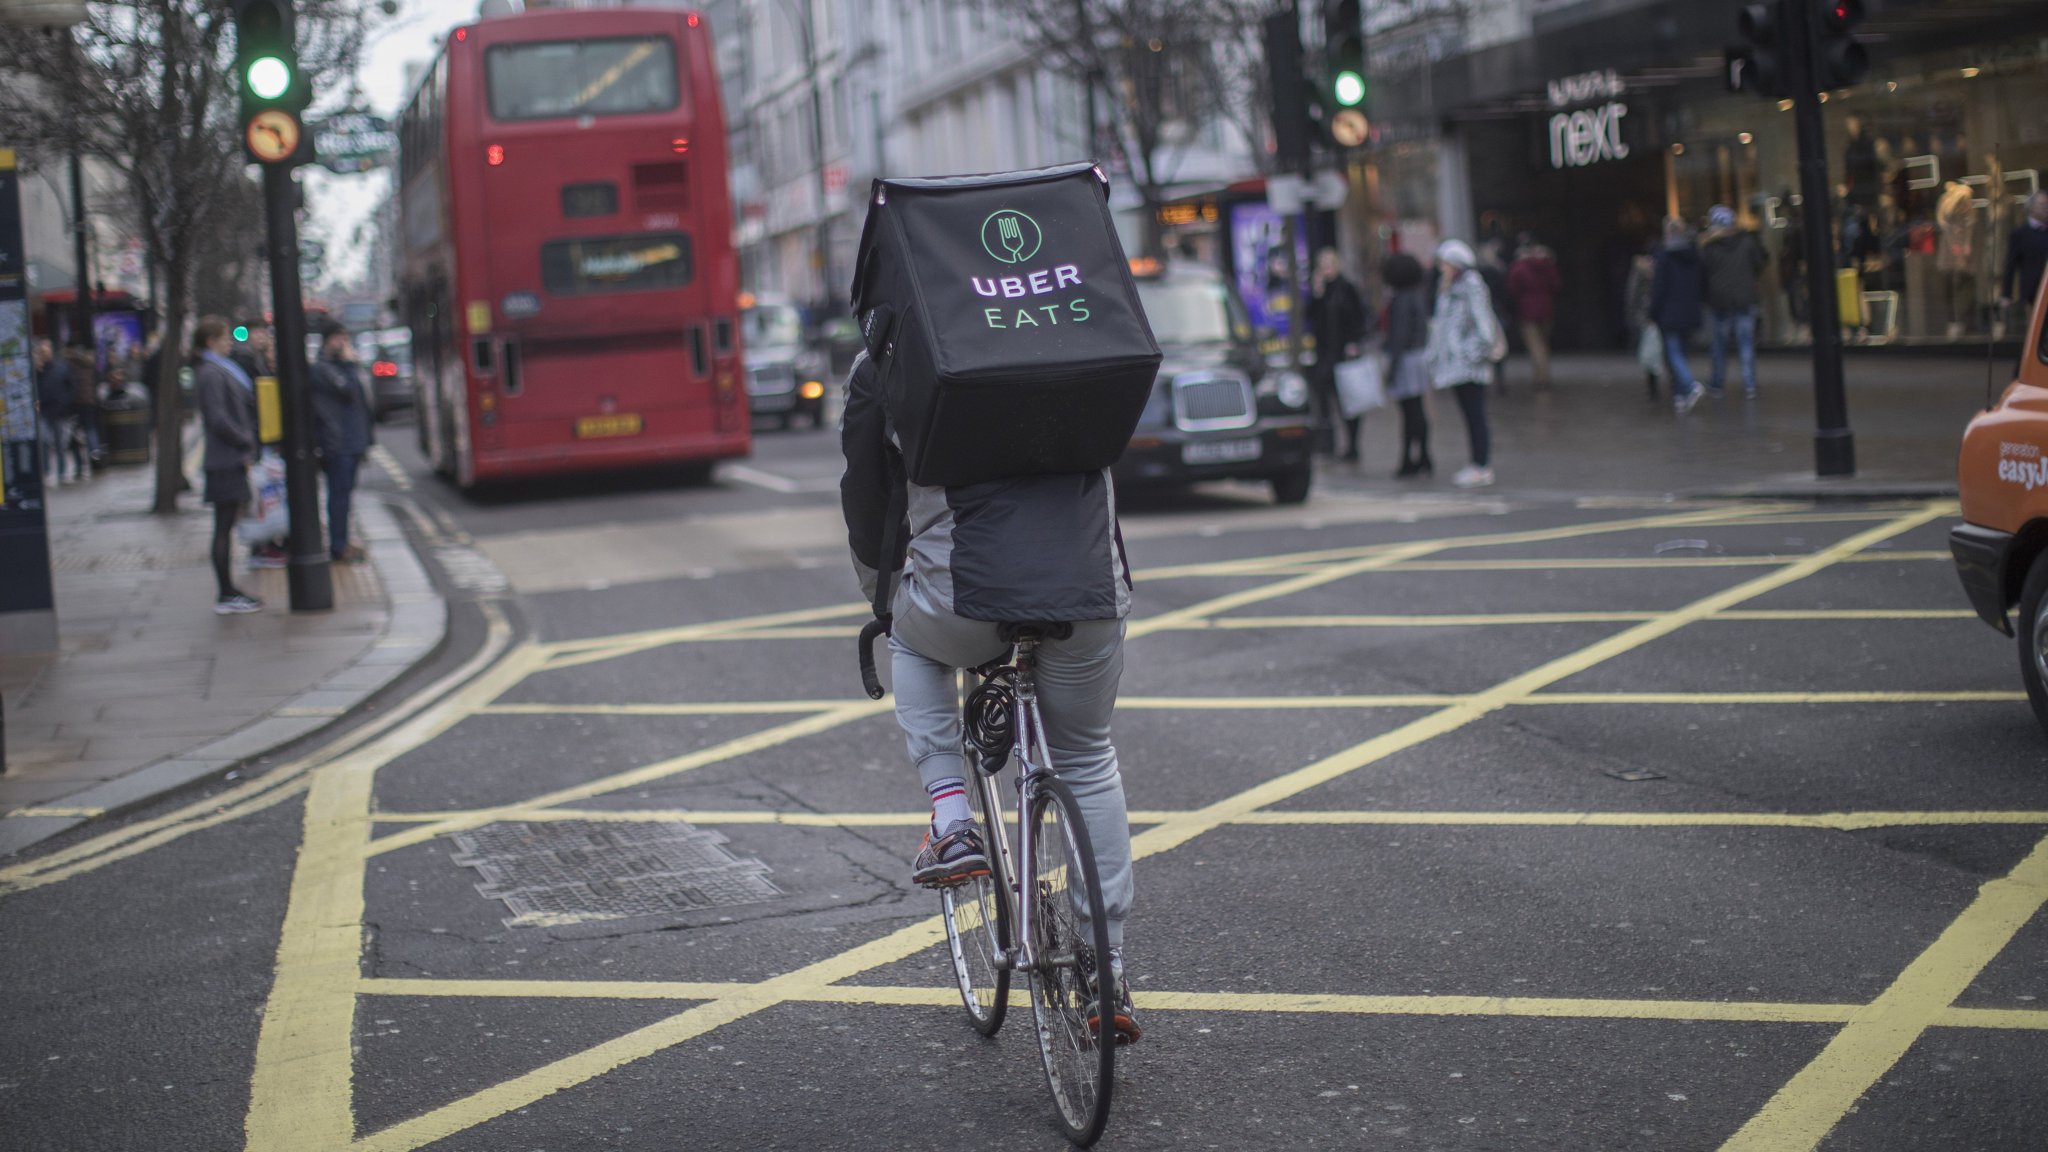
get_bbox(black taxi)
[1113,261,1316,504]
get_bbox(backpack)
[849,162,1163,488]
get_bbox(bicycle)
[860,618,1119,1145]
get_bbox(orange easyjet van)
[1953,287,2048,732]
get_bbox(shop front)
[1366,0,2048,352]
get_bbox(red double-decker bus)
[397,6,747,487]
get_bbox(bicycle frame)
[968,635,1065,977]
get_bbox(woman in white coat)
[1426,239,1501,488]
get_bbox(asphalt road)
[4,416,2047,1152]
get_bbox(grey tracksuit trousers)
[888,602,1133,950]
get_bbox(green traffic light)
[1333,70,1366,107]
[233,326,250,341]
[247,55,291,100]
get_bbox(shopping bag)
[1335,352,1387,417]
[237,451,288,544]
[1636,324,1664,378]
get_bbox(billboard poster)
[1228,200,1309,335]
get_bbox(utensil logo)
[980,210,1043,265]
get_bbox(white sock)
[927,778,971,828]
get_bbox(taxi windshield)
[743,305,803,348]
[1135,279,1238,345]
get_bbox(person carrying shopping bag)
[1426,240,1503,489]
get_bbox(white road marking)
[719,464,804,494]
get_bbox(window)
[487,37,680,122]
[539,233,694,296]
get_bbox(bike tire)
[1025,775,1116,1146]
[940,771,1011,1036]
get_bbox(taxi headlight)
[1269,370,1311,410]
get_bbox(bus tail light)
[372,360,399,378]
[670,137,690,154]
[486,143,505,166]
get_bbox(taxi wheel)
[2017,550,2048,736]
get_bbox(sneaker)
[247,544,287,569]
[1675,387,1702,415]
[214,592,264,615]
[332,544,368,564]
[911,818,990,888]
[1452,465,1495,489]
[1087,955,1141,1045]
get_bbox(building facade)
[1364,0,2048,350]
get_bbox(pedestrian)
[1381,252,1433,478]
[1650,216,1707,414]
[33,338,76,485]
[1306,246,1371,461]
[1426,239,1501,489]
[2000,190,2048,316]
[1700,204,1766,399]
[1506,234,1563,389]
[1624,241,1662,399]
[229,321,289,568]
[67,346,103,474]
[193,316,264,615]
[311,320,372,564]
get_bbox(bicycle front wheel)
[1025,775,1116,1146]
[940,771,1011,1036]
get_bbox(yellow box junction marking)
[238,499,2015,1151]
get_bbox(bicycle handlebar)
[858,616,891,700]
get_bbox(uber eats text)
[972,263,1091,329]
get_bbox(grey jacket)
[1425,269,1498,389]
[195,355,258,472]
[839,351,1132,625]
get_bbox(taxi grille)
[747,363,796,396]
[1172,372,1255,431]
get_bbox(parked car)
[1113,261,1315,504]
[353,327,414,422]
[742,296,827,429]
[1952,290,2048,733]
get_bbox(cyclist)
[839,348,1141,1043]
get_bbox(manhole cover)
[448,820,782,929]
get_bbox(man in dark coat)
[1650,217,1707,414]
[33,339,77,484]
[1700,204,1766,398]
[310,321,372,563]
[2002,191,2048,315]
[1305,247,1371,460]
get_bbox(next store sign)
[1545,69,1632,171]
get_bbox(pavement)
[0,441,446,854]
[5,358,2044,1151]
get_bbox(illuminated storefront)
[1366,0,2048,351]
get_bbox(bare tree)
[1005,0,1238,256]
[1208,0,1290,176]
[0,0,370,512]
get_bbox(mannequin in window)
[1843,117,1881,212]
[1936,178,1976,339]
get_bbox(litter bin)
[103,403,151,466]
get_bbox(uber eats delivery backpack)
[850,162,1163,488]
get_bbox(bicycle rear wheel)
[1025,775,1116,1146]
[940,770,1011,1036]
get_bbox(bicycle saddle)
[996,621,1075,643]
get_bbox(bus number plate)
[575,414,643,439]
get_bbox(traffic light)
[1324,0,1366,110]
[233,324,250,342]
[231,0,310,166]
[1727,1,1786,99]
[1263,11,1312,171]
[1815,0,1869,89]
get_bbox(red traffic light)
[1824,0,1863,29]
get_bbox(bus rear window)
[541,233,694,296]
[487,37,679,122]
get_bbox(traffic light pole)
[1785,0,1855,476]
[260,162,333,611]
